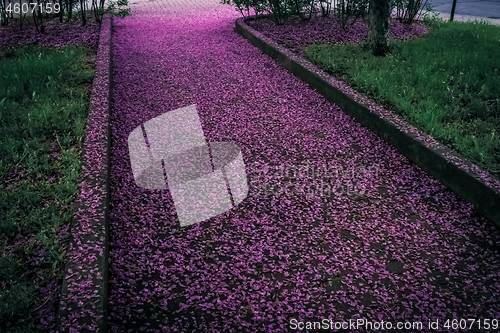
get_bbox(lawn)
[0,45,93,332]
[305,17,500,178]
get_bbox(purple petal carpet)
[108,1,500,332]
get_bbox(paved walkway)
[431,0,500,24]
[108,1,500,332]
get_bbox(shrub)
[105,0,131,19]
[392,0,430,24]
[221,0,321,24]
[333,0,370,29]
[0,0,130,30]
[318,0,332,17]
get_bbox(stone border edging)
[56,14,113,333]
[235,15,500,228]
[434,11,500,26]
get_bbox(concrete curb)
[235,15,500,228]
[56,14,113,333]
[434,11,500,26]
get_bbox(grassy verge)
[305,17,500,178]
[0,45,93,332]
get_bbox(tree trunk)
[59,0,64,22]
[68,0,72,22]
[369,0,391,56]
[81,0,86,25]
[35,0,45,32]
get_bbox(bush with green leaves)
[220,0,266,18]
[391,0,430,24]
[105,0,130,19]
[222,0,372,28]
[221,0,321,25]
[318,0,332,17]
[333,0,370,28]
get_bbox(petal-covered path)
[108,1,500,332]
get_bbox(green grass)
[0,45,93,332]
[305,17,500,177]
